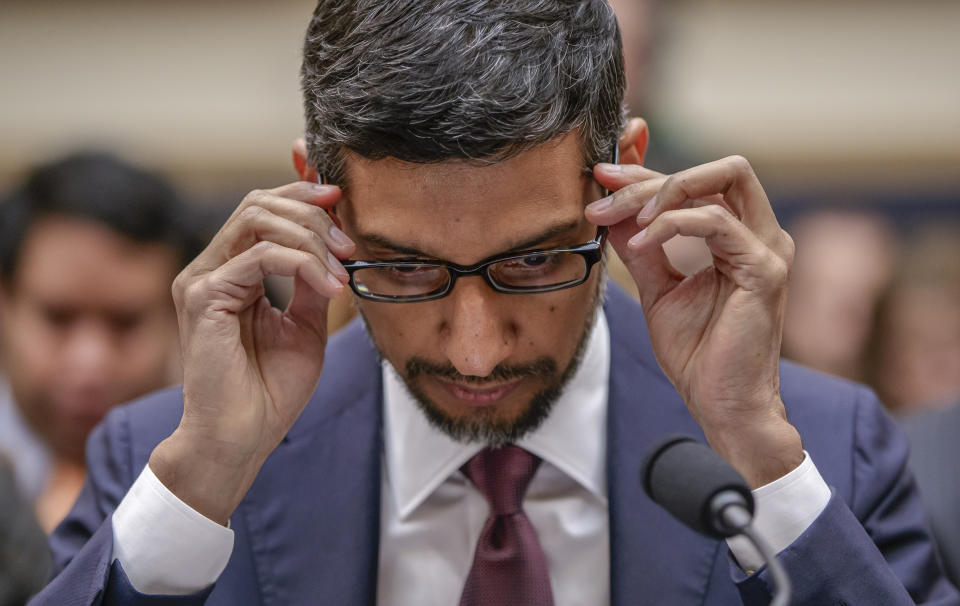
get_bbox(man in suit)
[32,1,958,604]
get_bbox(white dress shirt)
[113,310,831,600]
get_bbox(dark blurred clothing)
[0,377,50,502]
[0,455,51,606]
[903,402,960,586]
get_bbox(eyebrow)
[356,219,583,260]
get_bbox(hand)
[587,156,803,488]
[149,182,354,523]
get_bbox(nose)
[440,278,516,377]
[61,319,116,391]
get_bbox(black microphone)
[641,435,792,605]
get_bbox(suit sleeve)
[27,406,211,606]
[733,386,960,605]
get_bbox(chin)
[407,375,563,446]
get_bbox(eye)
[42,305,76,330]
[518,254,549,267]
[390,264,428,274]
[108,311,145,335]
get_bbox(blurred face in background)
[782,211,896,380]
[0,215,180,463]
[876,283,960,411]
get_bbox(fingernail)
[328,251,347,280]
[597,162,622,173]
[329,226,353,248]
[587,196,612,212]
[311,182,334,192]
[326,273,343,290]
[628,228,647,248]
[637,194,658,222]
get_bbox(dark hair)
[0,151,200,286]
[301,0,626,185]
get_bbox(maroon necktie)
[459,446,555,606]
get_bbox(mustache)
[405,356,558,384]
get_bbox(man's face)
[339,133,604,444]
[0,216,180,462]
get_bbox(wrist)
[148,428,265,525]
[703,407,804,489]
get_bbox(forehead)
[341,133,595,262]
[11,215,178,308]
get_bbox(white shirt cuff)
[726,451,830,572]
[111,464,235,595]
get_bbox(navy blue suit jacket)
[32,286,959,605]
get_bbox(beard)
[360,269,606,447]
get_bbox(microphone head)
[641,434,755,538]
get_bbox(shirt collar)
[382,311,610,520]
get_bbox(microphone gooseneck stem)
[722,504,792,606]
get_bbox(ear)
[618,117,649,166]
[291,138,319,183]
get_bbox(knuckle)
[615,181,649,203]
[239,204,266,221]
[171,271,189,305]
[705,204,731,222]
[309,229,326,250]
[182,278,209,307]
[250,240,277,255]
[243,189,269,206]
[661,173,677,193]
[768,253,790,285]
[725,155,754,177]
[780,229,796,264]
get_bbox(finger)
[607,220,683,311]
[630,205,789,293]
[585,176,667,226]
[216,206,349,282]
[197,189,355,274]
[650,156,781,247]
[202,241,343,314]
[236,186,352,254]
[593,162,664,191]
[266,181,342,210]
[251,190,354,257]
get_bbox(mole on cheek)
[549,306,556,312]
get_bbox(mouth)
[434,377,524,407]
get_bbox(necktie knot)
[462,446,541,515]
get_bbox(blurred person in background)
[866,225,960,414]
[872,225,960,585]
[782,209,898,381]
[0,454,50,606]
[0,151,199,532]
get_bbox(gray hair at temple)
[301,0,626,186]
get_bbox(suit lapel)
[604,286,722,605]
[238,322,384,606]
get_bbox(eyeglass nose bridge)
[437,257,516,297]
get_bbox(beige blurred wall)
[1,0,958,193]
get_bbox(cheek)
[115,316,178,380]
[4,309,60,380]
[358,303,425,360]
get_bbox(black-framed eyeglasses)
[340,226,608,303]
[326,146,618,303]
